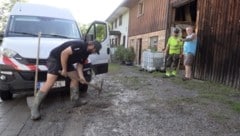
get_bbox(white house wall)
[111,11,129,48]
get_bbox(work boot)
[70,87,87,107]
[31,91,47,120]
[70,87,79,101]
[171,70,177,77]
[162,70,171,78]
[72,99,88,107]
[182,77,191,81]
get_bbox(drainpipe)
[164,0,171,48]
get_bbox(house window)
[150,36,158,52]
[122,35,126,46]
[111,22,114,30]
[111,39,114,47]
[115,19,117,28]
[119,15,122,26]
[138,0,144,17]
[115,37,118,45]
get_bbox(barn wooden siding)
[195,0,240,89]
[127,0,169,37]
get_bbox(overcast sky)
[29,0,124,24]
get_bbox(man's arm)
[163,37,170,54]
[162,46,169,56]
[60,46,72,76]
[183,33,196,41]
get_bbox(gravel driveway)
[17,64,240,136]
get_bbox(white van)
[0,3,110,100]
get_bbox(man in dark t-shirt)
[31,40,102,120]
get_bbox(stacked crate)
[141,51,165,72]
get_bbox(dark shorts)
[184,53,194,66]
[46,57,75,75]
[166,54,180,68]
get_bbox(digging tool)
[176,56,181,73]
[26,32,41,108]
[85,80,103,97]
[83,79,103,97]
[65,72,103,97]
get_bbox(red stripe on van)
[2,56,18,70]
[26,65,37,71]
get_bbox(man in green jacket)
[163,28,183,78]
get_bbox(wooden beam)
[172,0,195,8]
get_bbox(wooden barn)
[123,0,239,89]
[196,0,239,89]
[168,0,240,89]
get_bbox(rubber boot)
[70,87,87,107]
[31,91,47,120]
[162,70,171,78]
[171,70,177,77]
[70,87,79,101]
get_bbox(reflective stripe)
[26,64,36,71]
[1,56,48,71]
[10,58,30,70]
[3,56,18,70]
[38,65,48,71]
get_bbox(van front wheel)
[0,91,13,101]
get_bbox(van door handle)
[107,48,110,54]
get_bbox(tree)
[96,24,106,42]
[77,23,106,42]
[0,0,27,31]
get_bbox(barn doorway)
[171,0,198,37]
[167,0,198,69]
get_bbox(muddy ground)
[6,64,240,136]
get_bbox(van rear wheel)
[0,91,13,101]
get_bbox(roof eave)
[106,7,129,22]
[106,0,139,22]
[121,0,139,8]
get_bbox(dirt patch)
[19,64,240,136]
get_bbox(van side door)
[85,21,110,75]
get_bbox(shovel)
[65,72,104,97]
[86,79,103,97]
[176,56,181,73]
[26,32,41,108]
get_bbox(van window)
[7,15,81,39]
[86,23,107,42]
